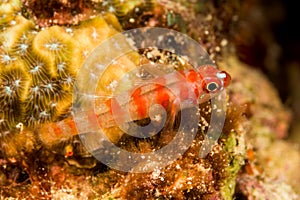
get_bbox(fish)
[36,64,231,148]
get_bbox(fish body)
[37,65,231,146]
[97,65,230,127]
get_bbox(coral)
[0,1,130,154]
[219,56,300,198]
[255,140,300,195]
[236,174,298,200]
[21,0,156,28]
[0,66,29,128]
[22,0,100,27]
[103,102,246,200]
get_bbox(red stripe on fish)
[186,70,198,82]
[105,97,126,124]
[156,84,171,109]
[87,111,98,126]
[131,87,148,118]
[194,87,200,98]
[179,82,189,100]
[63,117,78,136]
[52,123,63,136]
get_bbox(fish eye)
[206,82,219,92]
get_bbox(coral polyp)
[0,64,29,129]
[32,26,74,75]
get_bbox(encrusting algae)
[1,0,298,199]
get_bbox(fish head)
[196,65,231,101]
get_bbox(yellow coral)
[0,0,143,157]
[32,26,75,78]
[0,8,139,138]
